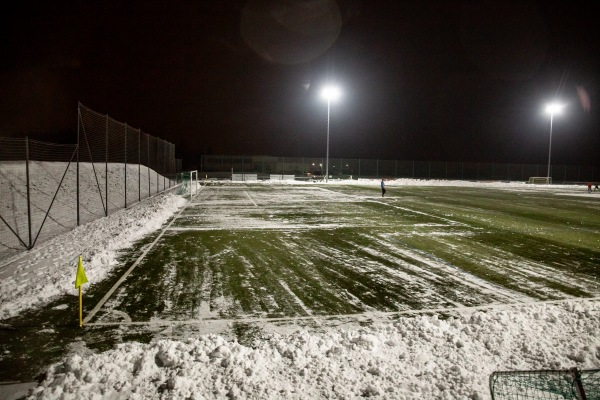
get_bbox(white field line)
[166,225,353,231]
[373,199,471,227]
[244,191,258,206]
[83,188,203,325]
[277,279,312,316]
[84,296,600,327]
[316,187,470,226]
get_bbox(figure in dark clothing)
[381,179,386,197]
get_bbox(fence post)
[138,130,141,202]
[105,115,108,216]
[105,116,110,215]
[147,134,150,198]
[76,107,80,226]
[124,124,127,208]
[25,137,32,249]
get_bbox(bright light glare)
[545,103,564,115]
[321,86,341,102]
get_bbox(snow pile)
[29,301,600,400]
[0,192,186,320]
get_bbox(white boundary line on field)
[82,188,202,325]
[278,279,312,315]
[84,295,600,327]
[244,191,258,206]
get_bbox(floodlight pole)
[547,112,554,179]
[321,85,340,183]
[325,98,331,183]
[544,102,563,182]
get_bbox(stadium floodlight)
[544,102,564,180]
[321,85,341,183]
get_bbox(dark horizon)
[2,1,598,170]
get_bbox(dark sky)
[2,0,598,169]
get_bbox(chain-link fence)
[0,103,182,260]
[199,155,599,183]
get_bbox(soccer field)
[87,182,600,328]
[2,180,599,383]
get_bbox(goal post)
[177,170,198,198]
[528,177,552,184]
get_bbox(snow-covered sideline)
[28,300,600,399]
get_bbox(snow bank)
[28,300,600,400]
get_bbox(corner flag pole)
[79,286,83,327]
[75,255,88,328]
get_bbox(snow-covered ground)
[1,178,599,399]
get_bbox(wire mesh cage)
[489,368,600,400]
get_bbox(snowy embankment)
[0,191,186,320]
[28,301,600,399]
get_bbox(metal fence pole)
[76,107,80,226]
[124,124,127,208]
[138,130,141,202]
[105,115,109,216]
[25,137,32,249]
[147,134,150,198]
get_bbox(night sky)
[2,0,598,169]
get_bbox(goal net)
[177,170,199,198]
[489,368,600,400]
[528,177,552,184]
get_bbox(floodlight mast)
[544,103,563,181]
[321,86,341,183]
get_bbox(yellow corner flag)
[75,256,88,327]
[75,256,88,288]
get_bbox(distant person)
[595,184,599,191]
[381,179,386,197]
[588,183,593,193]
